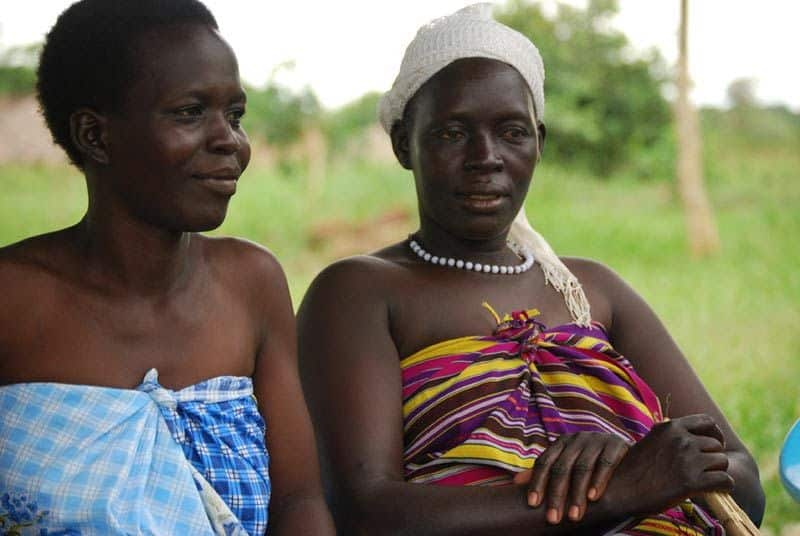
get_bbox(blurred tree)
[244,62,320,148]
[726,77,758,110]
[495,0,672,177]
[724,77,760,134]
[0,43,39,68]
[0,66,35,96]
[0,44,39,96]
[321,91,381,153]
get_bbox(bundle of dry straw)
[703,491,760,536]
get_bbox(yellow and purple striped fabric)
[400,308,724,535]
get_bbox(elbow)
[732,452,766,526]
[329,479,415,536]
[267,487,332,532]
[742,480,766,527]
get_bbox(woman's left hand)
[513,431,631,524]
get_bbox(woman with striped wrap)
[297,4,764,534]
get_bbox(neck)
[74,205,195,296]
[415,216,518,265]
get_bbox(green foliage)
[0,66,35,96]
[243,65,320,148]
[495,0,672,177]
[0,44,40,96]
[321,91,381,153]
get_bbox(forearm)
[268,492,335,536]
[338,479,629,536]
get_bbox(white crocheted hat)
[378,3,545,133]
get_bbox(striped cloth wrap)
[401,306,724,535]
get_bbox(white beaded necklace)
[409,236,535,275]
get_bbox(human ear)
[69,108,110,165]
[390,121,413,170]
[537,121,546,155]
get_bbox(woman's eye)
[436,128,465,141]
[173,105,204,119]
[501,126,530,141]
[227,108,245,128]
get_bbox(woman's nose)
[464,132,503,172]
[207,113,241,154]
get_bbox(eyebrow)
[176,87,247,104]
[435,107,534,122]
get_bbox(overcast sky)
[1,0,797,111]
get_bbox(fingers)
[677,414,726,447]
[585,439,629,502]
[700,451,730,472]
[695,434,725,454]
[662,418,733,498]
[565,437,629,522]
[526,433,631,525]
[543,449,572,524]
[526,436,567,509]
[696,468,735,492]
[520,419,733,524]
[564,444,602,522]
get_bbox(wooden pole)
[675,0,720,256]
[675,3,750,529]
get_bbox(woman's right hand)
[605,413,735,517]
[514,431,631,524]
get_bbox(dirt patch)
[0,95,66,165]
[309,207,414,259]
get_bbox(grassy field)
[1,125,798,531]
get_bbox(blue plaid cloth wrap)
[0,369,270,536]
[138,369,270,535]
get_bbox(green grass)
[1,133,798,530]
[0,163,86,239]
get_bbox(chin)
[192,216,228,232]
[179,207,230,233]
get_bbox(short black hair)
[36,0,218,168]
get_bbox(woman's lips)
[458,193,506,211]
[194,174,238,195]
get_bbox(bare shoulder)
[302,244,407,309]
[297,248,405,376]
[561,256,624,288]
[0,232,76,365]
[0,231,71,297]
[200,235,288,295]
[0,231,59,265]
[313,253,401,286]
[202,235,284,276]
[0,241,36,309]
[297,243,412,338]
[560,256,632,327]
[197,235,297,335]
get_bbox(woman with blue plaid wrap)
[0,0,334,534]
